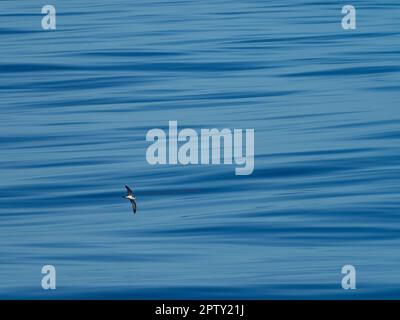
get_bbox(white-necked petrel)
[124,185,137,214]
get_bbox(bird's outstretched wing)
[125,185,133,196]
[130,200,137,214]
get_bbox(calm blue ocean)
[1,0,400,299]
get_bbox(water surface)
[1,0,400,299]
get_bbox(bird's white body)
[125,195,136,200]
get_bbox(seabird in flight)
[123,185,137,214]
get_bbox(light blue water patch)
[1,0,400,299]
